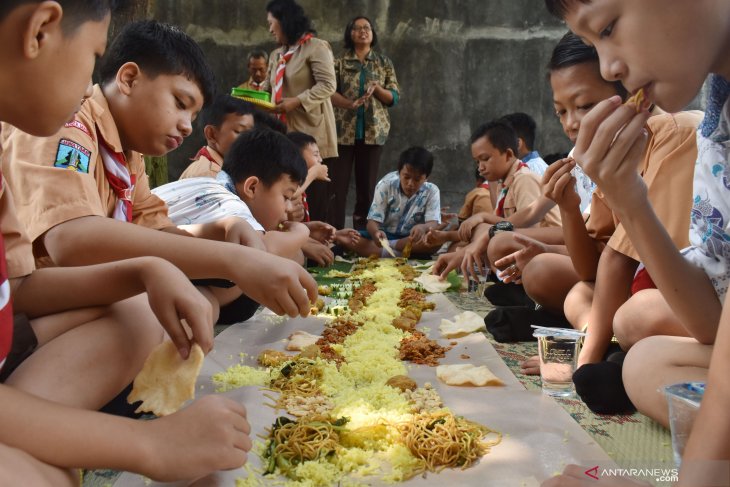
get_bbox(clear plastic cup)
[664,382,705,467]
[534,329,581,397]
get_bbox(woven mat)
[83,263,673,487]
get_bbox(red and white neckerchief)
[100,140,136,222]
[301,192,310,222]
[0,175,13,374]
[274,33,314,122]
[249,80,266,91]
[495,161,528,218]
[193,146,222,169]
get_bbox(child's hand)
[274,97,301,113]
[458,214,483,242]
[309,163,330,182]
[424,228,447,247]
[409,224,427,244]
[334,228,360,246]
[460,232,491,282]
[302,240,334,267]
[307,221,335,244]
[287,197,306,222]
[573,95,651,215]
[223,219,266,252]
[141,395,252,481]
[372,230,387,247]
[140,258,214,358]
[432,247,465,280]
[542,158,581,209]
[494,233,548,284]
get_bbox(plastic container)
[231,87,271,102]
[664,382,705,467]
[533,328,582,397]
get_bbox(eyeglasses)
[351,26,372,33]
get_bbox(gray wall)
[145,1,573,211]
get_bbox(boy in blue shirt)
[342,146,443,257]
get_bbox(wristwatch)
[488,221,514,238]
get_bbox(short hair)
[470,120,519,155]
[248,50,268,64]
[547,31,628,100]
[266,0,315,46]
[253,110,288,134]
[398,146,434,177]
[500,112,537,151]
[222,128,307,186]
[98,20,216,107]
[544,0,590,19]
[287,131,317,151]
[0,0,129,32]
[200,95,254,129]
[343,16,378,50]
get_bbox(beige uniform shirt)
[179,146,224,180]
[0,132,34,279]
[608,111,702,260]
[458,185,493,221]
[0,86,172,265]
[498,163,562,227]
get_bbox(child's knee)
[0,443,77,487]
[486,232,518,267]
[521,255,552,299]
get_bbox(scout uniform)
[0,85,172,267]
[496,162,562,227]
[179,145,224,180]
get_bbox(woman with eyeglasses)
[330,16,401,230]
[264,0,338,224]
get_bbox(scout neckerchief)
[0,175,13,373]
[495,160,528,218]
[274,32,314,122]
[302,192,310,222]
[100,140,136,222]
[193,146,222,169]
[249,79,266,91]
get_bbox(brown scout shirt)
[179,146,224,180]
[0,86,172,266]
[499,162,562,228]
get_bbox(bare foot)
[520,355,540,375]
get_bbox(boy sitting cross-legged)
[1,19,317,325]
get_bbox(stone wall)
[130,2,594,210]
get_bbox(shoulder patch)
[54,139,91,173]
[64,119,94,140]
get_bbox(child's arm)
[409,220,442,244]
[0,386,251,482]
[575,97,719,343]
[293,164,330,199]
[302,239,334,267]
[41,216,317,318]
[578,247,638,366]
[304,220,335,244]
[259,222,310,261]
[366,219,386,245]
[543,159,601,280]
[178,217,267,252]
[11,256,213,356]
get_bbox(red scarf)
[495,161,528,218]
[302,192,310,222]
[100,140,136,222]
[274,33,314,122]
[193,146,222,168]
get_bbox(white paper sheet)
[115,294,615,487]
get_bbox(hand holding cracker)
[128,341,205,416]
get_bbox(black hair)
[200,94,254,129]
[543,0,590,19]
[248,50,268,63]
[0,0,129,31]
[397,146,434,177]
[223,128,307,186]
[98,20,217,106]
[343,16,378,50]
[470,120,519,155]
[287,131,317,150]
[547,31,628,100]
[500,112,537,151]
[266,0,315,46]
[253,110,288,134]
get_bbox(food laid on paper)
[211,259,501,485]
[436,364,505,387]
[439,311,486,338]
[414,272,451,293]
[286,331,321,351]
[127,341,204,416]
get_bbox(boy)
[286,131,360,266]
[0,1,252,484]
[500,112,549,177]
[1,20,317,324]
[542,0,729,427]
[179,94,256,180]
[154,129,311,264]
[341,146,442,258]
